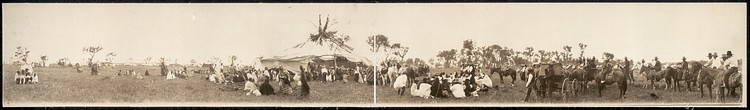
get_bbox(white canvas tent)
[259,44,372,73]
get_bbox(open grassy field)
[2,65,373,106]
[2,65,742,106]
[375,68,743,105]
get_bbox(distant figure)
[144,70,150,76]
[91,63,99,75]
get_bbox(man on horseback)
[600,55,614,84]
[721,51,739,89]
[654,57,662,72]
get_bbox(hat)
[708,53,713,58]
[726,51,733,56]
[682,57,686,61]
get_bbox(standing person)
[624,57,633,81]
[342,66,349,83]
[355,66,364,83]
[91,63,99,75]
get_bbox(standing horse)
[643,66,674,90]
[594,65,628,98]
[681,63,699,92]
[695,63,720,98]
[715,67,742,102]
[490,67,517,86]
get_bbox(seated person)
[450,81,466,98]
[417,78,433,99]
[244,79,261,96]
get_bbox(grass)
[2,65,741,106]
[3,65,372,106]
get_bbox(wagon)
[523,63,574,102]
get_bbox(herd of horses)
[485,60,741,102]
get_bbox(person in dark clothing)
[259,77,275,95]
[654,57,662,71]
[300,70,310,97]
[430,77,441,98]
[464,79,475,97]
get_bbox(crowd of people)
[389,64,495,99]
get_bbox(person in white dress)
[244,80,261,96]
[417,80,433,99]
[393,73,408,96]
[450,81,466,98]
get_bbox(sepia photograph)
[2,3,746,107]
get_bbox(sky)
[3,3,746,65]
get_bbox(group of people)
[304,62,371,84]
[15,62,39,84]
[115,69,145,79]
[392,64,494,99]
[202,63,310,97]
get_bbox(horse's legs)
[699,83,705,97]
[708,83,713,98]
[651,80,656,90]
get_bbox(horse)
[695,63,720,98]
[665,66,682,92]
[680,63,699,92]
[715,67,742,102]
[643,66,672,90]
[594,64,628,98]
[490,67,517,86]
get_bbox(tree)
[391,43,409,61]
[436,49,457,68]
[603,52,615,61]
[578,43,588,58]
[12,46,31,65]
[524,47,535,62]
[563,45,573,61]
[366,34,391,53]
[159,57,170,65]
[105,52,117,65]
[82,46,104,66]
[144,57,153,65]
[298,14,354,69]
[40,55,48,67]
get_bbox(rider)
[704,53,715,68]
[654,57,662,71]
[722,51,739,88]
[681,56,689,74]
[600,55,614,83]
